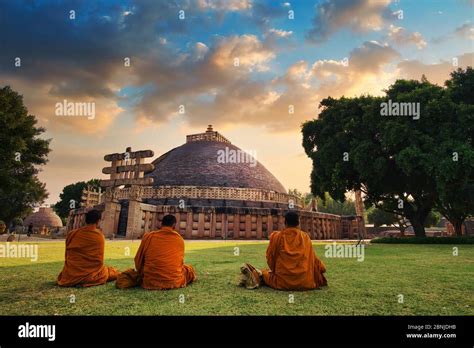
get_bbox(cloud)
[267,28,293,38]
[306,0,396,43]
[347,41,400,72]
[197,0,252,11]
[433,21,474,43]
[2,77,123,135]
[128,34,276,126]
[397,52,474,85]
[386,25,427,49]
[454,22,474,40]
[136,40,401,132]
[0,0,214,134]
[246,1,290,27]
[209,35,275,71]
[1,0,471,138]
[310,41,400,99]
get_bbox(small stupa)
[24,207,63,228]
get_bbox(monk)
[57,209,119,287]
[240,211,327,291]
[130,214,196,290]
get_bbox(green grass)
[0,240,473,315]
[371,236,474,244]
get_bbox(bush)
[371,236,474,244]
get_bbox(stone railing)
[66,201,362,240]
[186,131,230,143]
[111,185,303,207]
[128,205,344,240]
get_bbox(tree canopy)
[53,179,101,219]
[302,68,473,237]
[0,86,50,226]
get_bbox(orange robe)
[57,226,118,287]
[262,227,327,290]
[134,226,196,290]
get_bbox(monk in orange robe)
[57,209,119,287]
[261,211,327,290]
[133,214,196,290]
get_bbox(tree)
[367,207,441,235]
[288,189,356,215]
[316,193,356,215]
[433,68,474,236]
[0,86,50,227]
[367,207,409,234]
[302,78,451,237]
[424,210,442,228]
[445,67,474,105]
[303,70,473,237]
[53,179,101,219]
[288,188,313,207]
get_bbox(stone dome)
[146,126,286,194]
[24,207,63,228]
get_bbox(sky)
[0,0,473,205]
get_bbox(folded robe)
[134,226,196,290]
[262,227,327,290]
[57,226,118,287]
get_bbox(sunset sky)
[1,0,472,205]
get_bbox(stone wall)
[67,199,364,240]
[120,204,350,240]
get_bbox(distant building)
[24,207,63,230]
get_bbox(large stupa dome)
[146,125,286,193]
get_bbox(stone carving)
[100,147,155,188]
[129,185,143,201]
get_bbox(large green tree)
[53,179,101,219]
[0,86,50,226]
[433,68,474,235]
[302,69,473,237]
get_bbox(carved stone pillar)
[101,187,120,238]
[126,185,143,239]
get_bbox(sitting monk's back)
[262,227,327,290]
[135,226,195,290]
[57,225,118,287]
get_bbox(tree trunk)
[399,226,406,237]
[405,203,431,238]
[453,220,464,237]
[410,218,426,238]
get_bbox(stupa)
[24,207,63,229]
[67,126,364,239]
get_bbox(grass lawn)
[0,240,473,315]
